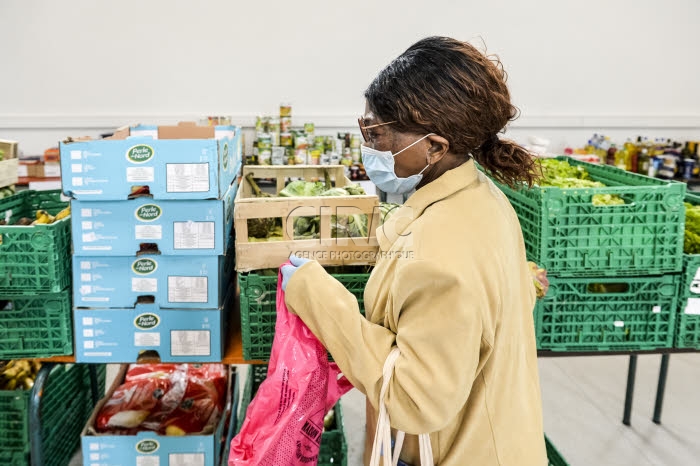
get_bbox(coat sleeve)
[285,259,485,435]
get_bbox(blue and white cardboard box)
[71,179,237,256]
[73,250,233,309]
[60,122,242,200]
[81,365,234,466]
[74,296,229,363]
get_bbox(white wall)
[1,0,699,154]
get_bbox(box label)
[135,439,160,454]
[168,276,208,303]
[135,204,162,222]
[171,330,210,356]
[132,277,158,293]
[169,453,204,466]
[127,166,155,183]
[135,332,161,347]
[133,258,158,274]
[134,313,160,330]
[173,222,215,249]
[137,456,160,466]
[135,225,162,240]
[127,144,155,164]
[166,163,210,193]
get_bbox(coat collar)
[376,159,480,250]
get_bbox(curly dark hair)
[364,36,538,187]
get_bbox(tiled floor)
[71,355,700,465]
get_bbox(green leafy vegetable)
[278,180,326,197]
[684,202,700,254]
[536,159,625,206]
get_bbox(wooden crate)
[234,165,380,271]
[0,140,19,189]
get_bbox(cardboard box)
[71,178,237,256]
[73,250,233,309]
[81,364,234,466]
[0,139,19,160]
[74,297,229,363]
[60,122,242,200]
[21,161,61,178]
[0,158,18,188]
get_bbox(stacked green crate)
[235,364,348,466]
[676,193,700,348]
[239,270,370,361]
[493,158,685,351]
[0,363,106,466]
[0,190,73,359]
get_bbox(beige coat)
[286,160,547,465]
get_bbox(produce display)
[536,159,625,206]
[0,186,14,199]
[684,203,700,254]
[96,363,227,436]
[0,205,70,225]
[528,262,549,299]
[0,359,42,390]
[244,172,376,241]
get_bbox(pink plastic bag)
[229,263,354,466]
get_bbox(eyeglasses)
[358,117,397,143]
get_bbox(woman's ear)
[426,135,450,163]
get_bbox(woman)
[282,36,547,466]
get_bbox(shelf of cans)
[249,103,369,181]
[567,134,700,181]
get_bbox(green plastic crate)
[545,435,569,466]
[535,274,679,351]
[235,364,348,466]
[675,192,700,348]
[239,271,369,361]
[0,190,71,294]
[0,362,106,466]
[0,290,73,358]
[494,157,685,277]
[41,364,107,466]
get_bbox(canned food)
[255,116,264,133]
[304,122,315,134]
[280,132,293,147]
[257,133,272,150]
[350,133,362,149]
[295,148,308,165]
[295,135,309,150]
[280,116,292,133]
[286,147,296,165]
[683,158,695,180]
[351,148,361,163]
[272,147,286,165]
[271,131,280,147]
[314,136,326,149]
[258,149,272,165]
[329,153,341,165]
[280,103,292,118]
[321,153,331,165]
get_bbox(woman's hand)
[281,255,311,291]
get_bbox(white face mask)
[360,134,434,194]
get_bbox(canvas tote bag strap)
[369,347,434,466]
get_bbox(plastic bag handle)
[369,347,434,466]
